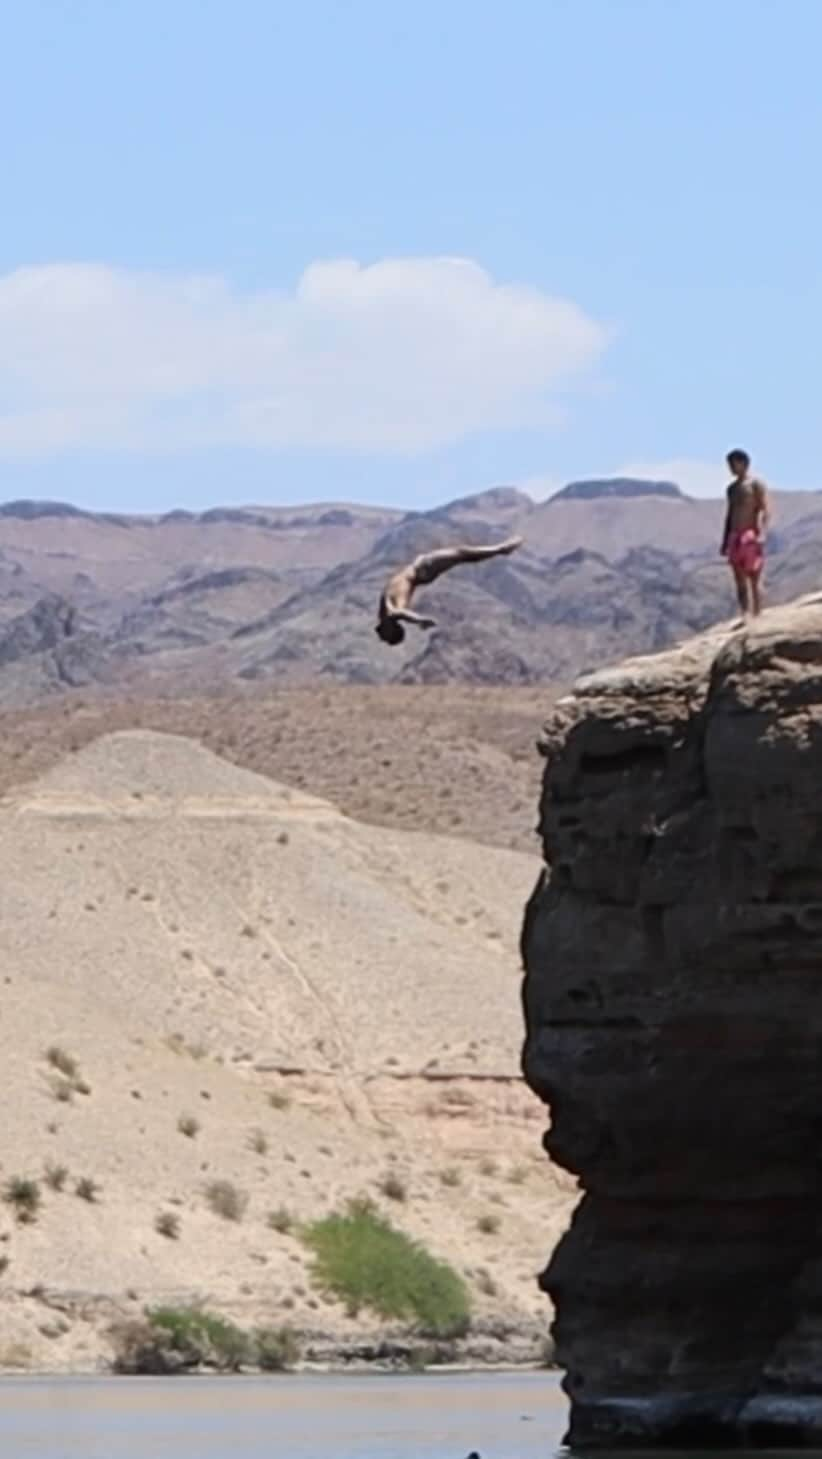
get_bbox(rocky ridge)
[522,592,822,1446]
[0,481,821,703]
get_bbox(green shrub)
[4,1177,41,1224]
[148,1307,251,1371]
[303,1197,470,1338]
[111,1309,299,1376]
[177,1114,200,1139]
[439,1166,461,1188]
[254,1326,300,1371]
[75,1177,100,1203]
[44,1162,68,1192]
[268,1091,291,1112]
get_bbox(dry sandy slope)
[0,685,550,852]
[0,731,572,1372]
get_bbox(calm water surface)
[0,1373,565,1459]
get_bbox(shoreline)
[0,1358,555,1379]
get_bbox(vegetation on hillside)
[303,1197,470,1339]
[110,1305,300,1374]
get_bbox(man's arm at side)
[720,490,732,556]
[754,479,770,539]
[395,608,436,629]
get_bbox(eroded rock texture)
[522,595,822,1447]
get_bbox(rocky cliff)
[521,593,822,1447]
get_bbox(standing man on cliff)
[720,448,770,617]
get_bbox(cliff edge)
[522,592,822,1447]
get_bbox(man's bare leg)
[413,538,522,585]
[732,566,750,616]
[749,571,763,617]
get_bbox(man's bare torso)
[727,475,767,532]
[381,564,416,617]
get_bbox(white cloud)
[614,458,725,499]
[0,259,607,459]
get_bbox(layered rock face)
[522,595,822,1447]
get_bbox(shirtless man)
[375,537,523,644]
[720,448,770,617]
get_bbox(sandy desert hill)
[0,728,573,1373]
[0,684,550,854]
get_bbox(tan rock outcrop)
[522,594,822,1446]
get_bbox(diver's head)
[375,617,405,646]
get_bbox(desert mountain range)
[1,476,820,706]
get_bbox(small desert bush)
[44,1162,68,1192]
[75,1177,100,1203]
[4,1177,41,1224]
[479,1158,498,1178]
[268,1091,291,1112]
[177,1114,200,1139]
[254,1325,300,1371]
[205,1180,247,1222]
[46,1047,78,1079]
[114,1307,251,1374]
[405,1345,432,1373]
[476,1268,498,1297]
[249,1129,268,1156]
[439,1167,461,1189]
[0,1342,32,1370]
[53,1080,74,1104]
[507,1164,528,1186]
[152,1307,251,1370]
[378,1171,407,1203]
[155,1211,181,1240]
[477,1213,500,1236]
[303,1197,470,1339]
[111,1308,298,1375]
[267,1206,294,1234]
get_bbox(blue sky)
[1,0,820,511]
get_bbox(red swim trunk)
[727,528,763,576]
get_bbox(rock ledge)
[522,594,822,1447]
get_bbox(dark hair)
[375,618,405,646]
[726,448,750,469]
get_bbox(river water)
[0,1372,565,1459]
